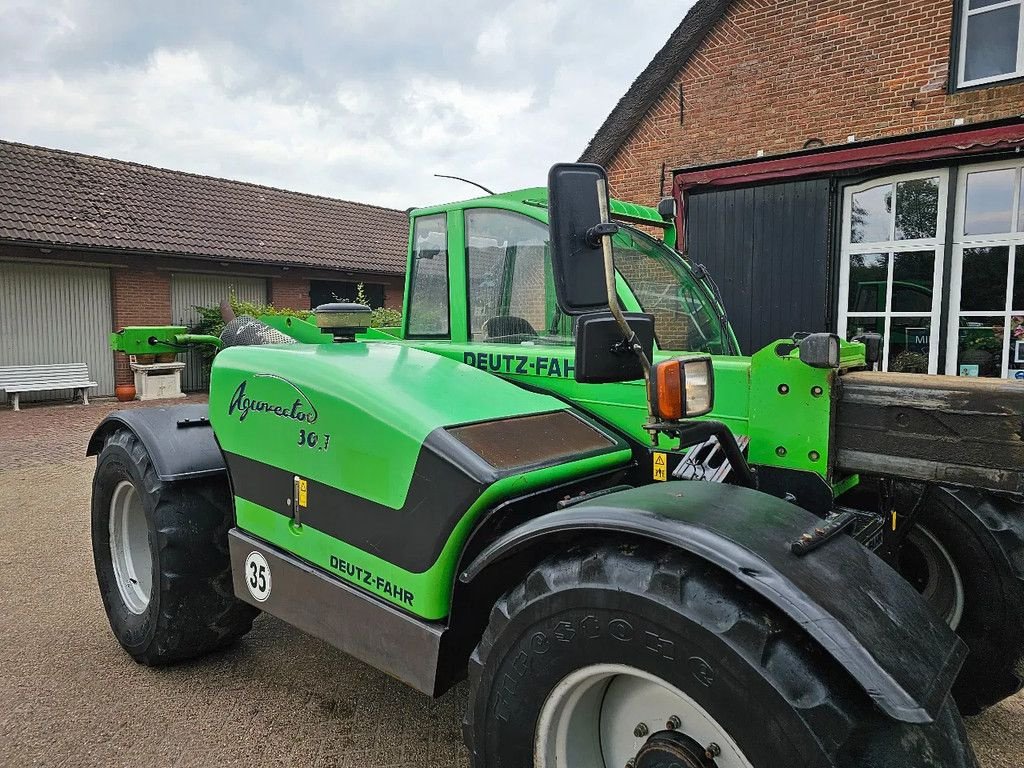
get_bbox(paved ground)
[0,398,1021,767]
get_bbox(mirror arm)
[596,179,653,418]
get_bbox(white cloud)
[0,1,693,209]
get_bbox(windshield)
[612,225,733,355]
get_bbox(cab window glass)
[406,214,449,336]
[612,226,730,354]
[466,209,572,345]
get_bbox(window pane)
[961,246,1009,310]
[964,5,1020,82]
[889,317,932,374]
[850,184,892,243]
[848,252,889,312]
[970,0,1010,7]
[895,178,939,239]
[465,209,568,344]
[957,317,1006,378]
[964,168,1016,235]
[1016,247,1024,311]
[1012,315,1024,377]
[406,214,449,336]
[892,251,935,312]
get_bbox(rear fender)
[460,481,966,724]
[86,404,225,481]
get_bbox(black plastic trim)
[86,404,225,481]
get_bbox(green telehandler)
[89,163,1023,767]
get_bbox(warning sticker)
[653,452,667,482]
[297,478,308,508]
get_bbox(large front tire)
[465,544,977,768]
[91,428,258,665]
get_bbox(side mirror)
[574,312,655,383]
[547,162,617,315]
[798,333,841,369]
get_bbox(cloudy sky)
[0,1,690,209]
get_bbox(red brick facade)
[606,0,1024,207]
[268,276,311,310]
[110,268,172,385]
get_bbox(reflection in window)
[888,317,932,373]
[1015,249,1024,311]
[964,169,1016,235]
[848,253,888,312]
[850,184,891,243]
[891,251,935,312]
[406,214,449,336]
[961,247,1010,311]
[957,317,1006,378]
[895,178,939,239]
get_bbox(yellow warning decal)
[298,478,309,508]
[653,452,667,482]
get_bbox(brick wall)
[607,0,1024,207]
[381,275,405,310]
[268,276,310,310]
[110,268,171,385]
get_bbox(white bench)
[0,363,98,411]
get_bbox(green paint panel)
[235,447,629,619]
[209,341,574,509]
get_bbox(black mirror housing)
[547,163,614,316]
[574,312,655,383]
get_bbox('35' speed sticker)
[244,551,272,602]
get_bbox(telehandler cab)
[89,163,1022,767]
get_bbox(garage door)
[0,260,115,402]
[171,273,266,391]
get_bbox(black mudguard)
[461,480,966,724]
[86,404,225,481]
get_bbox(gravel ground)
[0,399,1021,767]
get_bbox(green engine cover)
[209,341,630,620]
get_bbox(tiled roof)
[0,140,408,274]
[579,0,732,167]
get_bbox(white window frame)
[946,158,1024,377]
[957,0,1024,88]
[838,169,949,374]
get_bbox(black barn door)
[686,178,832,354]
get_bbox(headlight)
[649,355,715,421]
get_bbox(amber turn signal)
[649,356,715,421]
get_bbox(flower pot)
[136,354,156,365]
[115,384,136,402]
[156,353,177,363]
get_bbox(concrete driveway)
[1,398,1021,767]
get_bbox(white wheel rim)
[905,525,965,630]
[108,480,152,614]
[534,663,753,768]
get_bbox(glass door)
[839,170,948,373]
[947,160,1024,379]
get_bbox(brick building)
[0,141,407,400]
[583,0,1024,381]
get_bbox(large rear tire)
[897,486,1024,714]
[464,544,977,768]
[91,428,258,665]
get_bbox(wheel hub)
[635,730,717,768]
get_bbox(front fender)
[461,481,965,725]
[86,404,225,481]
